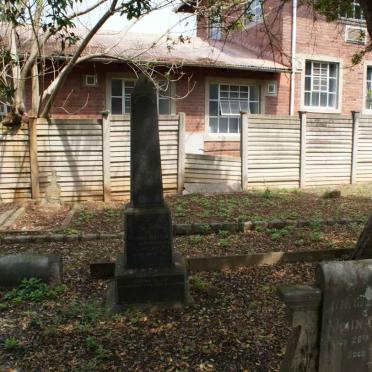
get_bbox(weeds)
[4,278,66,304]
[4,337,21,351]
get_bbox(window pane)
[111,97,122,114]
[329,79,336,93]
[159,99,170,115]
[305,92,311,106]
[320,93,328,107]
[329,64,337,78]
[240,101,249,112]
[112,80,122,96]
[305,62,311,75]
[250,86,259,101]
[210,101,219,116]
[209,117,218,133]
[305,77,311,91]
[367,67,372,81]
[230,101,240,114]
[250,102,260,113]
[219,118,228,133]
[328,94,336,108]
[312,92,320,106]
[210,84,218,99]
[124,99,131,114]
[229,118,239,133]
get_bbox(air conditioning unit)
[345,25,367,45]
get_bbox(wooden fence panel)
[109,115,179,200]
[37,119,104,201]
[356,116,372,182]
[185,153,242,184]
[305,115,353,187]
[245,114,301,188]
[0,125,31,201]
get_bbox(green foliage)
[218,229,230,238]
[120,0,151,19]
[85,336,107,359]
[4,336,21,351]
[190,275,209,293]
[218,238,229,247]
[4,278,66,304]
[103,208,121,220]
[189,235,203,244]
[76,210,97,224]
[0,303,8,311]
[199,224,211,234]
[58,300,103,325]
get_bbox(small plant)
[29,318,43,328]
[199,224,211,234]
[218,238,229,248]
[103,208,121,220]
[309,219,322,230]
[261,188,272,199]
[294,239,305,246]
[58,300,103,325]
[175,206,186,217]
[0,303,8,311]
[309,231,323,242]
[4,337,21,351]
[76,209,97,224]
[189,235,203,244]
[85,336,107,359]
[218,229,230,238]
[190,275,209,293]
[4,278,66,304]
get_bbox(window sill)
[300,107,341,114]
[205,134,240,142]
[339,18,366,26]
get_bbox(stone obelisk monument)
[107,76,188,309]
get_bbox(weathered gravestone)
[279,260,372,372]
[44,170,62,207]
[106,76,188,310]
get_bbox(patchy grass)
[60,187,372,233]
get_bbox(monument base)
[106,253,189,313]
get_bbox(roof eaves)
[50,55,290,73]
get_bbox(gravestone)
[107,76,188,310]
[44,170,62,207]
[279,259,372,372]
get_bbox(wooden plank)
[28,118,39,199]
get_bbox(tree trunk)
[352,215,372,259]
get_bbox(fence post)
[299,111,307,189]
[29,116,40,199]
[241,113,249,190]
[351,111,360,184]
[102,111,111,202]
[177,112,186,194]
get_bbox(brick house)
[4,1,372,157]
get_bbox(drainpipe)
[290,0,297,116]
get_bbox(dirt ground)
[0,237,316,371]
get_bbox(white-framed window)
[267,82,277,96]
[244,0,263,26]
[345,25,367,44]
[208,83,260,134]
[366,66,372,111]
[344,1,365,21]
[208,14,221,40]
[304,61,339,109]
[0,102,9,118]
[84,74,98,87]
[110,79,173,115]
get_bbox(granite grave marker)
[279,259,372,372]
[107,76,188,310]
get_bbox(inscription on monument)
[317,260,372,372]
